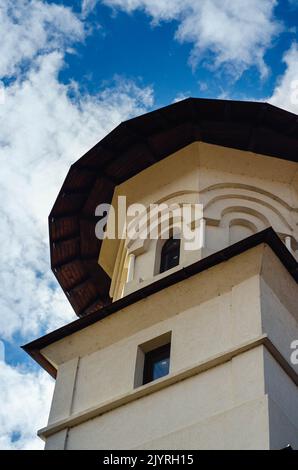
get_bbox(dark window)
[159,237,180,273]
[143,343,171,385]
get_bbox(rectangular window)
[143,343,171,385]
[134,332,172,388]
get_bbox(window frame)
[142,343,171,385]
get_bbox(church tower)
[24,98,298,450]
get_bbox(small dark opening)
[143,343,171,385]
[159,237,180,273]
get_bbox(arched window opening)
[159,237,180,274]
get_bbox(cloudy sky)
[0,0,298,450]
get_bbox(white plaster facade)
[35,142,298,450]
[99,142,298,301]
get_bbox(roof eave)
[22,227,298,376]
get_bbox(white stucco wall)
[42,245,297,450]
[98,142,298,300]
[40,141,298,450]
[65,347,269,450]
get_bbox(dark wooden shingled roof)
[49,97,298,318]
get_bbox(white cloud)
[0,8,153,342]
[0,59,153,340]
[0,341,4,362]
[173,92,190,103]
[0,0,84,78]
[5,0,295,453]
[98,0,281,77]
[0,360,54,450]
[0,0,154,450]
[268,42,298,113]
[82,0,99,16]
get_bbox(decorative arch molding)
[205,194,293,231]
[220,206,271,228]
[154,190,200,206]
[219,208,270,247]
[222,211,268,239]
[125,205,185,255]
[229,218,258,233]
[228,218,258,245]
[125,191,202,255]
[200,182,298,212]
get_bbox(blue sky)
[57,1,297,104]
[0,0,298,450]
